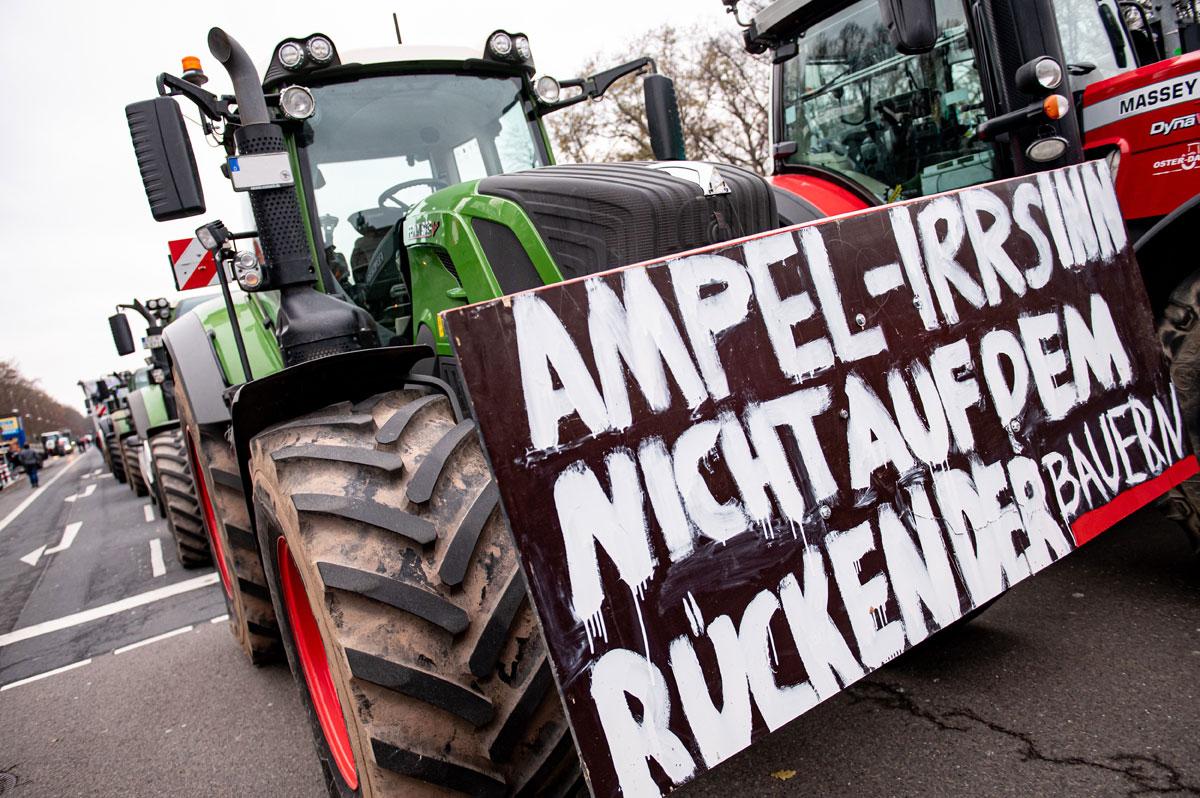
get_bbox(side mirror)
[109,314,136,356]
[125,97,206,221]
[878,0,938,54]
[644,74,687,161]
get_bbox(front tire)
[177,385,281,664]
[106,431,127,484]
[121,436,148,496]
[1157,270,1200,555]
[250,387,579,797]
[150,427,211,569]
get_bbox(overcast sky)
[0,0,735,409]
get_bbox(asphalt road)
[0,448,1196,797]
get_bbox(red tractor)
[731,0,1200,547]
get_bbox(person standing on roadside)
[16,444,43,488]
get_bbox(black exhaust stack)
[207,27,375,366]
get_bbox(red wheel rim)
[278,536,358,790]
[186,430,232,599]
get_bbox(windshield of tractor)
[302,73,544,289]
[779,0,996,202]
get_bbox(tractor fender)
[163,310,233,427]
[127,389,151,440]
[227,344,436,531]
[1135,191,1200,319]
[128,385,172,439]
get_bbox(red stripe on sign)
[1071,456,1200,546]
[167,238,192,262]
[182,251,216,290]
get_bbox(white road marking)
[64,484,97,503]
[0,572,219,648]
[143,504,155,523]
[20,521,83,567]
[19,546,45,566]
[113,625,192,655]
[91,468,103,477]
[149,538,166,577]
[97,474,112,480]
[0,457,84,536]
[210,614,229,624]
[1,658,92,691]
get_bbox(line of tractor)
[77,1,1200,795]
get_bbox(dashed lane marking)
[114,625,192,655]
[210,614,229,623]
[0,658,92,691]
[0,456,85,536]
[0,572,219,648]
[143,504,154,523]
[149,538,166,577]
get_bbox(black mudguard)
[227,344,435,530]
[1136,192,1200,319]
[163,311,232,427]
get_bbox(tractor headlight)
[1026,135,1068,163]
[536,75,561,104]
[307,35,333,63]
[1034,58,1063,90]
[280,85,316,120]
[234,249,264,290]
[513,35,531,61]
[488,31,513,58]
[146,299,158,310]
[278,41,304,69]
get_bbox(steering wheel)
[378,178,450,210]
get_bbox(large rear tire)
[177,385,281,664]
[150,427,211,569]
[250,388,580,797]
[106,431,127,484]
[1158,270,1200,555]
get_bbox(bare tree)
[0,360,88,440]
[546,23,771,174]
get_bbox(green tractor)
[126,26,784,795]
[110,297,214,568]
[84,371,138,485]
[79,375,124,481]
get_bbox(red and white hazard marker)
[167,237,218,291]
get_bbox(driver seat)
[348,207,405,284]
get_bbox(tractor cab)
[740,0,1171,209]
[257,36,555,329]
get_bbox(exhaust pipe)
[207,28,269,125]
[205,27,375,366]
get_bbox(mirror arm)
[540,57,656,114]
[156,73,235,124]
[115,302,154,326]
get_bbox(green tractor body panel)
[192,293,285,385]
[403,181,562,357]
[139,384,171,429]
[112,411,133,437]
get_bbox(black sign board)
[445,163,1197,798]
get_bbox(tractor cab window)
[302,72,544,312]
[779,0,997,202]
[1054,0,1135,88]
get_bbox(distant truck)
[0,416,26,450]
[39,431,74,457]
